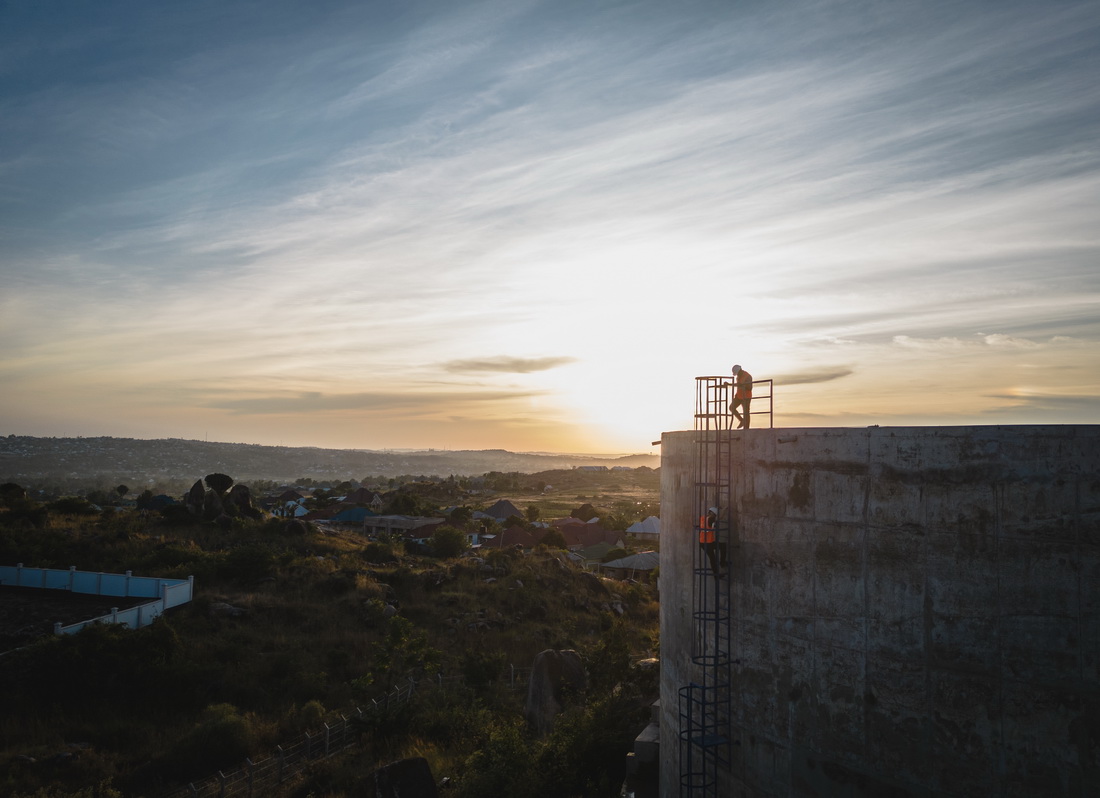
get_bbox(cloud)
[208,388,544,415]
[892,336,967,351]
[979,334,1041,349]
[981,393,1100,415]
[442,356,577,374]
[774,368,854,386]
[893,333,1082,353]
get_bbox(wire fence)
[160,667,533,798]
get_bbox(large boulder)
[204,472,234,493]
[202,488,225,521]
[227,484,262,520]
[185,479,206,516]
[525,649,587,736]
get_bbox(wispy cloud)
[442,356,576,374]
[776,369,854,386]
[208,388,546,415]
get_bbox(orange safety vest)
[698,514,716,544]
[735,370,753,399]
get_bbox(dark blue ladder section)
[679,377,738,798]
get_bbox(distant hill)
[0,435,659,481]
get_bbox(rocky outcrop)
[201,488,225,521]
[184,474,263,524]
[226,484,262,520]
[525,649,587,736]
[185,479,206,515]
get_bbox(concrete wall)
[659,425,1100,798]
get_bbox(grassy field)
[477,467,660,526]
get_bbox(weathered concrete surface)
[659,425,1100,798]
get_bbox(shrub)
[535,695,645,798]
[221,545,275,582]
[0,498,49,529]
[460,650,507,692]
[48,497,99,516]
[162,704,255,779]
[455,722,535,798]
[540,529,567,549]
[285,699,326,732]
[430,526,469,559]
[600,548,627,563]
[363,541,399,564]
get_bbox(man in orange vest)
[728,364,753,429]
[699,506,726,577]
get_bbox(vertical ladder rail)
[680,377,736,797]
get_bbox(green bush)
[455,722,535,798]
[221,545,275,582]
[48,497,99,516]
[430,526,469,559]
[535,695,644,798]
[460,650,507,692]
[0,498,49,529]
[362,541,399,564]
[161,703,255,779]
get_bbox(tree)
[0,482,27,506]
[449,505,473,526]
[571,503,599,522]
[525,505,541,522]
[541,529,568,549]
[115,484,130,498]
[431,525,469,558]
[387,491,420,515]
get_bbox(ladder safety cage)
[693,375,774,431]
[679,376,754,797]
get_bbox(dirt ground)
[0,585,150,652]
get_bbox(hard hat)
[732,364,742,374]
[708,507,718,515]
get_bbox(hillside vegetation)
[0,475,661,798]
[0,435,659,486]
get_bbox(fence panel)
[164,580,193,609]
[70,571,102,594]
[2,566,192,635]
[2,565,191,601]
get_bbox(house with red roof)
[557,521,624,551]
[344,487,384,510]
[481,526,537,549]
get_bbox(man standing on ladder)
[699,507,727,578]
[728,364,753,429]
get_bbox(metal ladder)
[678,377,737,797]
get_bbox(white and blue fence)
[0,563,193,635]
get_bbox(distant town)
[0,434,659,487]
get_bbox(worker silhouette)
[728,364,753,429]
[699,507,727,578]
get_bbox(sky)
[2,0,1098,454]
